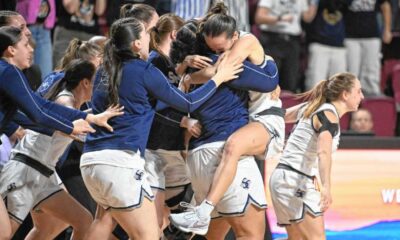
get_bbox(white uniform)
[80,149,154,210]
[239,31,285,160]
[248,88,285,159]
[187,142,267,218]
[144,149,190,202]
[0,90,74,223]
[269,103,340,226]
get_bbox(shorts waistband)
[256,107,286,118]
[12,153,54,177]
[276,163,314,180]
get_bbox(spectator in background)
[344,0,392,96]
[349,108,375,134]
[214,0,250,31]
[0,11,43,90]
[17,0,56,78]
[105,0,160,28]
[0,10,32,38]
[305,0,350,90]
[383,0,400,60]
[255,0,317,93]
[53,0,106,68]
[171,0,211,20]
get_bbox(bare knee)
[223,136,242,161]
[286,227,304,240]
[231,207,265,239]
[71,211,93,231]
[234,224,265,240]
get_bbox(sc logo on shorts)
[7,183,17,192]
[241,178,251,189]
[135,170,144,181]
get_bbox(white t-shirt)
[258,0,308,35]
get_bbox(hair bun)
[209,2,228,15]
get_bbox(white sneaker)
[169,203,211,236]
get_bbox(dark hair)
[150,14,184,57]
[104,18,143,105]
[298,72,357,118]
[109,17,137,36]
[45,59,96,101]
[200,2,236,39]
[170,20,201,64]
[0,10,19,27]
[56,38,102,70]
[0,26,22,57]
[120,3,156,28]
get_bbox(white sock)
[197,199,214,218]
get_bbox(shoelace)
[178,202,208,222]
[179,201,195,210]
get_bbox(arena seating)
[361,97,397,136]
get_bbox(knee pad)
[165,183,194,211]
[162,224,193,240]
[112,224,129,240]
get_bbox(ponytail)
[103,40,124,106]
[297,80,329,119]
[45,59,96,101]
[120,3,156,28]
[104,18,142,106]
[56,39,102,71]
[149,14,184,58]
[149,26,161,53]
[56,38,82,70]
[298,72,357,118]
[44,77,68,101]
[205,1,229,18]
[120,3,133,18]
[170,20,199,64]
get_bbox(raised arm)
[187,33,265,83]
[228,58,279,92]
[144,58,242,113]
[185,53,278,93]
[228,33,265,65]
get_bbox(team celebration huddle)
[0,1,365,240]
